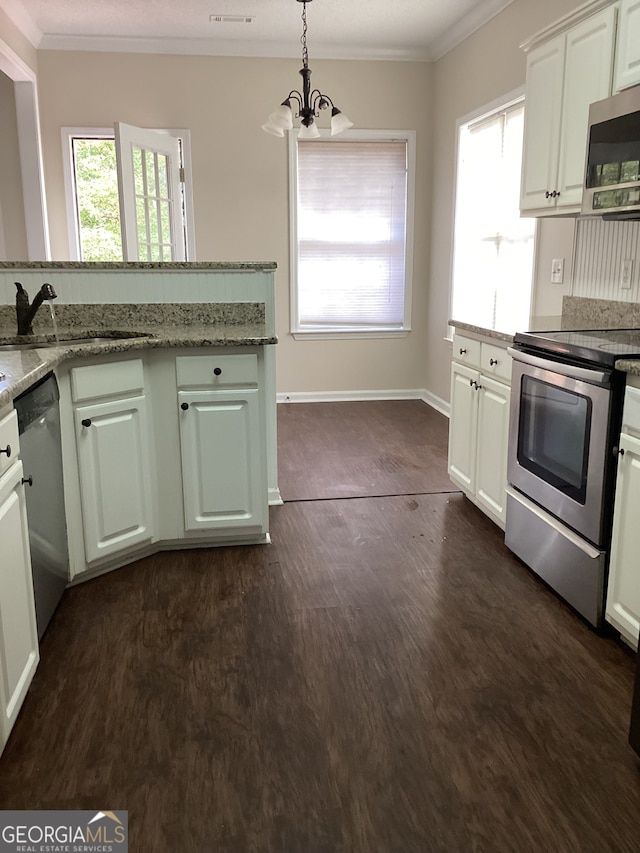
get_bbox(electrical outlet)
[621,259,634,290]
[551,258,564,284]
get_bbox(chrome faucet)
[15,281,58,336]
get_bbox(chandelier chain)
[300,1,309,68]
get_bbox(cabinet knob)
[22,475,33,487]
[181,402,189,411]
[0,444,10,458]
[213,367,222,376]
[81,418,92,428]
[490,358,498,366]
[545,191,551,199]
[469,378,475,387]
[614,446,625,457]
[459,348,467,355]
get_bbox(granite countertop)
[451,296,640,376]
[616,359,640,376]
[0,322,277,408]
[0,261,277,271]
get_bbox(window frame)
[447,87,536,340]
[61,126,196,261]
[288,128,416,340]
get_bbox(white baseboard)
[420,389,450,418]
[268,487,283,506]
[277,389,450,418]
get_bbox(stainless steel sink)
[0,333,153,352]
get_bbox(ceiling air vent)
[210,15,255,24]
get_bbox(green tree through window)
[72,138,123,261]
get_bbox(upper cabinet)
[520,4,617,215]
[614,0,640,91]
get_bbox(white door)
[178,389,266,533]
[614,0,640,92]
[475,374,510,527]
[75,395,156,563]
[0,460,39,752]
[606,431,640,649]
[114,122,186,262]
[448,362,479,493]
[520,34,566,211]
[557,6,616,208]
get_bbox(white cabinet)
[448,335,511,528]
[70,359,156,565]
[521,5,616,214]
[0,410,39,755]
[614,0,640,91]
[176,353,267,538]
[606,387,640,648]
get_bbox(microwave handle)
[506,347,611,387]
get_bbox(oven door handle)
[506,347,611,387]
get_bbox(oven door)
[507,348,614,547]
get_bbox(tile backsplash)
[572,218,640,302]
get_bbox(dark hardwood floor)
[277,399,453,501]
[1,400,639,852]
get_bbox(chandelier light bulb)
[299,122,321,139]
[330,108,354,136]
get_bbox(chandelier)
[261,0,353,139]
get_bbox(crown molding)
[429,0,515,61]
[0,0,42,47]
[4,0,516,64]
[520,0,613,52]
[38,33,432,61]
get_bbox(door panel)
[114,122,185,262]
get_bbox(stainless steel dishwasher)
[14,373,69,638]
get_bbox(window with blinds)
[291,134,413,336]
[451,98,536,333]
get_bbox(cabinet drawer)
[0,409,19,477]
[71,359,145,403]
[480,343,511,383]
[452,334,481,368]
[176,354,258,389]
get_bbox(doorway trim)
[0,37,50,260]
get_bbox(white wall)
[36,51,433,398]
[427,0,589,404]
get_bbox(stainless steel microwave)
[582,84,640,218]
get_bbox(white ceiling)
[2,0,515,61]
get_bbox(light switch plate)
[551,258,564,284]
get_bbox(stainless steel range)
[506,327,640,628]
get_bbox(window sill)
[292,328,410,341]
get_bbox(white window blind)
[451,100,535,333]
[294,139,409,333]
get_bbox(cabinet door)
[448,362,479,494]
[606,431,640,649]
[178,389,266,532]
[0,461,39,752]
[520,34,566,212]
[475,374,511,527]
[614,0,640,92]
[75,395,155,563]
[557,6,616,208]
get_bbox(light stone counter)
[0,261,277,271]
[0,301,276,407]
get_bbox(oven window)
[517,376,591,504]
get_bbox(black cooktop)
[514,328,640,368]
